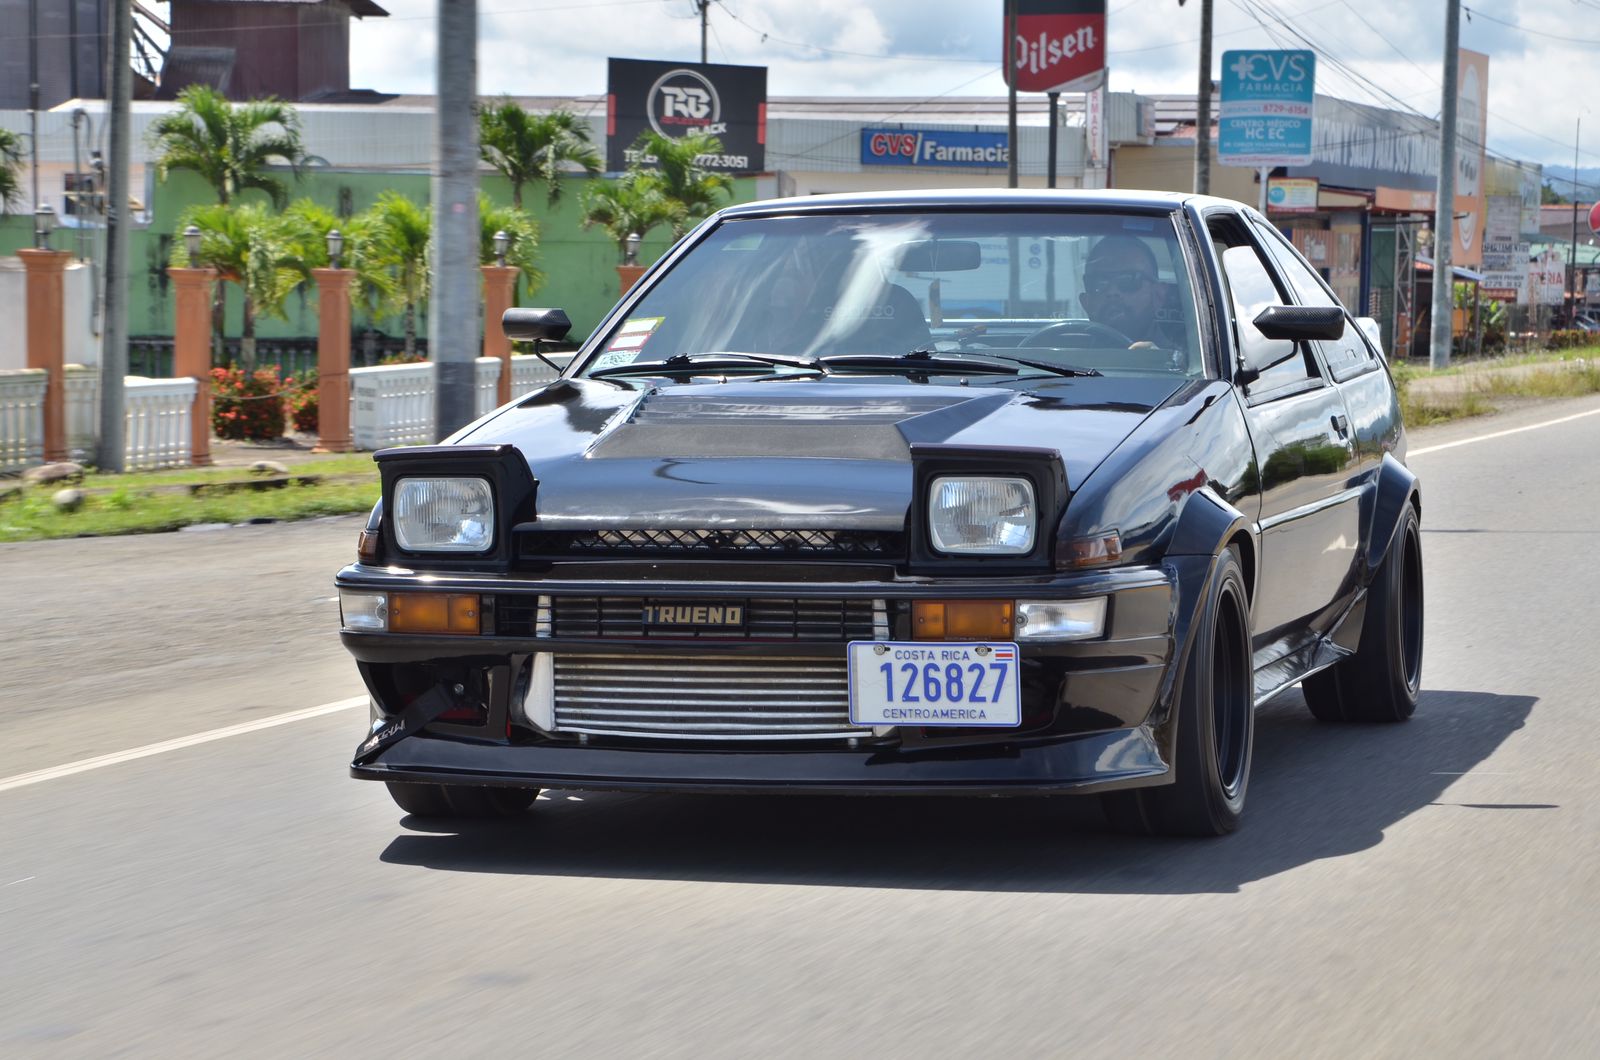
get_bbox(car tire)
[1302,502,1423,724]
[1101,546,1254,837]
[385,782,539,819]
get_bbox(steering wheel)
[1021,319,1134,349]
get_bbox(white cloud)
[349,0,1593,167]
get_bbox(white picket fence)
[2,352,574,472]
[0,368,195,473]
[0,369,47,473]
[350,353,573,449]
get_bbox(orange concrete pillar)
[616,264,647,295]
[481,264,519,405]
[18,248,72,463]
[168,266,217,466]
[312,267,354,453]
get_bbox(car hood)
[459,375,1185,530]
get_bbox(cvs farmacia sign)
[1004,1,1107,94]
[861,129,1009,168]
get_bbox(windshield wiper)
[973,353,1103,378]
[819,348,1023,376]
[588,352,827,379]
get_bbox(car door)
[1208,211,1362,653]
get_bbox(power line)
[1463,5,1600,45]
[711,0,990,65]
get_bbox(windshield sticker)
[594,350,640,369]
[723,233,765,251]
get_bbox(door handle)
[1331,413,1350,437]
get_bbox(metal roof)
[175,0,390,16]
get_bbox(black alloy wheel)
[1303,502,1424,723]
[385,781,539,819]
[1102,546,1255,837]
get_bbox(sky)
[348,0,1597,172]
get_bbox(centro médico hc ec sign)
[860,129,1010,169]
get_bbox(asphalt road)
[3,395,1598,1057]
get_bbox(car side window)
[1208,215,1319,397]
[1250,218,1376,383]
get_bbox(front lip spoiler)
[350,727,1172,797]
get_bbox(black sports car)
[337,190,1423,837]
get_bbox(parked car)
[336,190,1423,837]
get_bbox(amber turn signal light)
[388,592,481,635]
[356,530,381,564]
[912,599,1015,641]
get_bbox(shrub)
[378,350,428,365]
[211,366,286,441]
[1546,329,1592,350]
[286,369,318,433]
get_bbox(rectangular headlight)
[928,476,1036,555]
[393,477,494,552]
[1015,598,1106,641]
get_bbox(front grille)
[517,527,904,561]
[552,653,867,741]
[498,596,887,642]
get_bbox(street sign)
[1590,200,1600,237]
[1266,177,1318,213]
[1219,49,1315,167]
[1004,1,1107,94]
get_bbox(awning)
[1415,257,1485,283]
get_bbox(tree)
[174,203,308,371]
[1542,180,1571,206]
[479,196,546,299]
[282,198,395,315]
[479,100,603,209]
[631,131,733,237]
[579,174,684,263]
[150,85,307,207]
[0,128,22,215]
[361,191,432,358]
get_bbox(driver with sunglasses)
[1078,235,1180,350]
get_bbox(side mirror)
[1253,305,1346,342]
[502,307,572,343]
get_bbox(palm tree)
[361,191,432,358]
[631,131,733,237]
[579,174,684,263]
[150,85,307,207]
[0,128,23,215]
[479,197,546,299]
[479,99,603,209]
[175,203,308,371]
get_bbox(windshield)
[581,210,1204,378]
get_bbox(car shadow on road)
[378,689,1535,894]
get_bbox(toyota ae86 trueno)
[336,190,1423,837]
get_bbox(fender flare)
[1364,453,1421,579]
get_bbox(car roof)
[717,188,1245,220]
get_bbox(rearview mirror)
[894,240,983,273]
[502,308,572,343]
[1253,305,1346,342]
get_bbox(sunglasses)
[1084,270,1155,295]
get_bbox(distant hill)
[1543,165,1600,198]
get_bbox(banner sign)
[1480,194,1528,301]
[1266,177,1319,213]
[1004,1,1107,94]
[607,58,766,174]
[1219,49,1316,167]
[1530,247,1566,306]
[1086,83,1107,167]
[1452,49,1490,267]
[861,129,1009,169]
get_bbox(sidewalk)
[208,432,377,469]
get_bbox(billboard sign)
[607,58,766,174]
[860,129,1009,169]
[1453,49,1489,266]
[1219,49,1316,167]
[1480,194,1528,301]
[1266,177,1319,213]
[1004,1,1107,94]
[1530,247,1566,306]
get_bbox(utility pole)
[1006,0,1018,189]
[431,0,480,440]
[1429,0,1461,370]
[1181,0,1213,194]
[28,0,39,209]
[1047,92,1060,190]
[696,0,708,64]
[99,0,131,471]
[1569,116,1582,325]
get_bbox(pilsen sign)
[1004,1,1107,94]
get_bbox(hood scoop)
[628,390,968,426]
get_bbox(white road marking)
[1411,405,1600,455]
[5,877,35,886]
[0,696,367,795]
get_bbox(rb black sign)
[606,58,767,175]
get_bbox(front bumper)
[336,562,1196,795]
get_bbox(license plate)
[847,641,1021,727]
